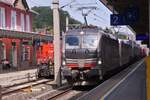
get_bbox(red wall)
[1,38,34,65]
[2,38,11,61]
[0,2,34,67]
[2,38,20,61]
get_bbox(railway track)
[48,87,73,100]
[2,79,52,96]
[48,87,90,100]
[2,77,95,100]
[37,85,92,100]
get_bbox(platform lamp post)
[52,0,61,86]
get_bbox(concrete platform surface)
[0,69,37,87]
[78,59,146,100]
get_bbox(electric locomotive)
[62,27,119,85]
[62,27,143,85]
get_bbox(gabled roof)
[0,0,15,5]
[0,0,29,11]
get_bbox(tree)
[31,6,81,32]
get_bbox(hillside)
[31,6,81,32]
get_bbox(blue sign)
[125,7,139,24]
[34,40,41,46]
[110,14,125,25]
[136,34,149,40]
[110,7,139,26]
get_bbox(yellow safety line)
[100,96,104,100]
[146,56,150,100]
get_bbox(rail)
[33,85,71,100]
[2,79,51,96]
[11,72,38,82]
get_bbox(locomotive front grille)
[78,59,85,68]
[66,58,97,69]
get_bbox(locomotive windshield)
[65,35,80,49]
[65,34,98,49]
[83,35,98,49]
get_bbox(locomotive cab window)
[82,35,98,49]
[65,35,80,49]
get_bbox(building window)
[26,15,30,32]
[21,13,25,31]
[22,45,30,61]
[11,10,17,30]
[0,7,6,29]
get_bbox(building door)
[12,43,17,67]
[1,42,6,60]
[0,41,2,62]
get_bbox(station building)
[0,0,52,70]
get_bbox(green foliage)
[31,6,81,32]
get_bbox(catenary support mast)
[52,0,61,86]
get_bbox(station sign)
[136,34,149,40]
[110,14,124,25]
[124,7,139,24]
[110,7,139,26]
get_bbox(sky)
[26,0,135,37]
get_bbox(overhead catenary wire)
[28,0,133,35]
[69,3,98,7]
[91,12,108,22]
[29,0,110,26]
[62,0,110,27]
[87,15,110,26]
[60,0,76,8]
[28,0,41,7]
[67,0,109,21]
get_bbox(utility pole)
[52,0,61,86]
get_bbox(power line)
[28,0,41,7]
[88,15,110,26]
[92,12,107,21]
[60,0,76,8]
[67,0,109,23]
[70,3,97,7]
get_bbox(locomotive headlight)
[98,60,102,65]
[68,67,72,70]
[62,61,66,65]
[80,31,84,35]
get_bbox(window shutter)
[26,15,30,32]
[11,10,17,30]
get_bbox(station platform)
[78,57,150,100]
[0,69,37,87]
